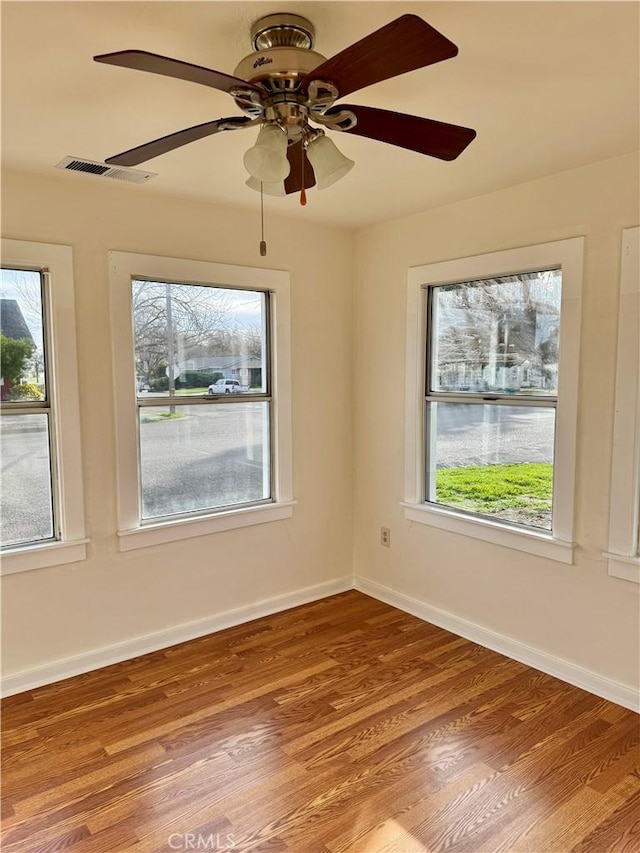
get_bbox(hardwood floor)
[2,590,639,852]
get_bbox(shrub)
[149,371,224,391]
[5,382,43,401]
[180,370,223,388]
[1,335,35,390]
[149,376,169,391]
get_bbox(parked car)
[208,378,243,394]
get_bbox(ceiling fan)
[95,13,476,201]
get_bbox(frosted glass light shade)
[243,124,290,183]
[245,176,286,197]
[306,135,354,189]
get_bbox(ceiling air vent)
[55,156,156,183]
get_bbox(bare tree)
[435,272,560,391]
[132,281,236,383]
[1,270,45,385]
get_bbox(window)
[426,271,561,531]
[404,238,584,563]
[1,240,86,574]
[1,268,54,546]
[133,280,270,521]
[109,252,293,551]
[606,226,640,583]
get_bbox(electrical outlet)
[381,527,391,547]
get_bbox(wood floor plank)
[571,790,640,852]
[11,741,168,819]
[505,784,627,852]
[83,749,243,837]
[103,656,338,755]
[2,590,638,853]
[325,761,496,852]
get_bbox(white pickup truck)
[207,378,248,395]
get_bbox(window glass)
[426,269,561,532]
[139,403,270,520]
[431,271,561,395]
[427,402,555,530]
[1,269,46,402]
[132,281,267,397]
[1,269,54,548]
[0,414,54,546]
[131,278,272,524]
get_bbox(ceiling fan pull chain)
[260,182,267,256]
[300,144,307,206]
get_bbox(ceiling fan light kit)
[306,134,354,190]
[243,123,290,182]
[94,11,476,246]
[245,176,286,197]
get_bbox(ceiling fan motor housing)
[234,46,326,91]
[234,14,326,94]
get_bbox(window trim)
[1,239,86,573]
[404,237,584,563]
[109,251,293,551]
[606,226,640,583]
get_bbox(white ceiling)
[1,1,638,228]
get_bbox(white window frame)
[403,237,584,564]
[1,239,87,575]
[109,251,294,551]
[605,226,640,583]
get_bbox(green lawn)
[435,462,553,526]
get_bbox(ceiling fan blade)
[325,104,476,161]
[301,15,458,99]
[94,50,261,95]
[284,141,316,194]
[105,117,251,166]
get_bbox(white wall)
[1,169,353,677]
[3,153,639,698]
[353,152,640,691]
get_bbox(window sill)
[402,502,574,564]
[605,552,640,584]
[1,539,89,575]
[117,501,296,552]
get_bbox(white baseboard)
[0,576,352,698]
[355,575,640,713]
[4,572,637,713]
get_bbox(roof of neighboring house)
[0,299,34,344]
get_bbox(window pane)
[139,403,270,519]
[431,270,561,396]
[427,403,555,530]
[1,414,54,546]
[132,281,267,397]
[1,269,46,401]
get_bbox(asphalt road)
[1,416,54,546]
[1,403,554,544]
[139,403,270,519]
[433,403,554,468]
